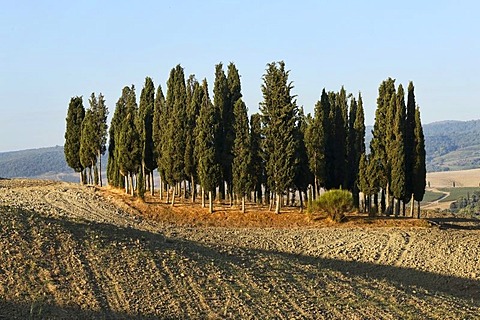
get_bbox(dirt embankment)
[0,179,479,319]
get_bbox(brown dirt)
[0,179,479,319]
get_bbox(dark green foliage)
[184,76,201,193]
[138,77,156,178]
[164,65,187,187]
[260,61,298,212]
[413,107,426,202]
[305,89,329,194]
[117,86,141,179]
[153,84,166,182]
[249,113,264,203]
[390,85,406,203]
[232,98,251,200]
[293,108,313,205]
[107,86,133,188]
[313,189,353,222]
[404,82,416,200]
[350,93,366,208]
[332,87,348,189]
[64,96,85,175]
[213,63,229,198]
[79,108,97,182]
[195,79,221,193]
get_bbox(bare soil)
[0,179,479,319]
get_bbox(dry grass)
[102,187,430,229]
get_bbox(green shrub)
[312,189,353,222]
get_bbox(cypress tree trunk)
[380,189,385,215]
[417,201,421,219]
[79,171,83,185]
[202,188,205,208]
[191,175,195,203]
[299,190,304,213]
[374,192,379,215]
[171,187,175,207]
[125,175,129,194]
[402,201,406,216]
[410,194,415,217]
[166,184,170,204]
[159,174,163,200]
[150,173,155,196]
[98,150,103,187]
[241,195,245,213]
[275,193,281,214]
[129,174,134,196]
[209,191,213,213]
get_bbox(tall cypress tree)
[153,84,166,198]
[79,105,97,184]
[185,77,202,202]
[64,96,85,183]
[293,107,312,210]
[163,65,187,205]
[225,63,242,202]
[413,106,426,218]
[213,63,229,200]
[390,84,406,216]
[260,61,297,214]
[118,86,141,196]
[107,87,130,188]
[249,113,264,204]
[405,81,416,210]
[195,79,221,213]
[371,78,396,214]
[95,93,108,187]
[232,98,251,213]
[305,88,329,197]
[138,76,156,195]
[351,93,366,208]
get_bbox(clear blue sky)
[1,0,479,152]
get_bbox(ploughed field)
[0,179,478,319]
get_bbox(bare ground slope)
[0,179,479,319]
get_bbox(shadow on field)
[2,207,479,318]
[0,300,160,320]
[427,217,480,230]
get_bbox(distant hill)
[365,120,480,172]
[423,120,480,171]
[0,146,106,182]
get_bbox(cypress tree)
[350,93,366,209]
[107,87,129,188]
[413,106,426,218]
[260,61,297,214]
[138,77,156,195]
[225,63,242,202]
[293,107,312,210]
[213,63,229,200]
[79,107,97,184]
[405,81,416,211]
[325,91,337,189]
[185,77,202,202]
[335,86,348,189]
[152,84,166,199]
[95,93,108,187]
[163,65,187,205]
[371,78,396,214]
[64,96,85,183]
[249,113,264,204]
[390,84,406,216]
[232,98,251,213]
[195,79,221,213]
[117,85,141,196]
[305,89,329,198]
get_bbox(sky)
[1,0,479,152]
